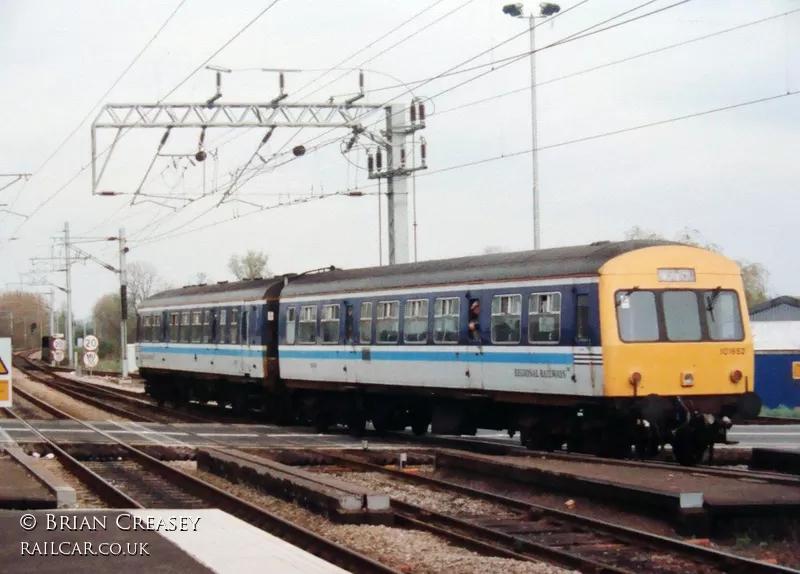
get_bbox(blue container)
[754,353,800,410]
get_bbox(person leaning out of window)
[469,300,481,342]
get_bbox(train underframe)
[140,369,762,467]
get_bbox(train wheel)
[411,419,430,436]
[672,426,707,467]
[348,413,366,437]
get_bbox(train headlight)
[681,373,694,387]
[730,369,743,383]
[629,372,642,386]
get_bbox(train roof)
[139,277,286,310]
[282,239,681,297]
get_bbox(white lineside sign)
[0,338,12,408]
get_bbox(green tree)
[91,292,136,357]
[624,226,770,309]
[228,250,271,280]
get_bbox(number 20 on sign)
[0,338,12,408]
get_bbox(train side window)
[575,295,590,342]
[297,306,317,344]
[434,298,459,343]
[529,292,561,344]
[170,313,179,342]
[376,301,399,343]
[190,311,202,343]
[140,315,149,342]
[616,291,658,342]
[345,305,354,344]
[154,314,162,342]
[230,310,239,344]
[404,299,429,344]
[181,312,191,343]
[491,294,521,344]
[219,310,227,344]
[285,307,297,345]
[320,305,340,344]
[202,311,211,343]
[359,302,372,344]
[241,310,248,345]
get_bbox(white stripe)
[728,432,800,436]
[195,433,260,437]
[0,424,15,444]
[281,276,599,303]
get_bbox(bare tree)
[196,272,209,285]
[228,250,272,280]
[127,262,163,313]
[624,226,770,309]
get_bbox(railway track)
[12,354,212,424]
[8,390,59,421]
[1,394,399,574]
[311,450,796,574]
[382,432,800,486]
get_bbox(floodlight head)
[195,150,207,162]
[502,3,524,17]
[539,2,560,16]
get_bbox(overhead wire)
[1,0,286,252]
[130,85,800,248]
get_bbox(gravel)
[167,461,571,574]
[13,370,128,422]
[324,470,517,518]
[34,457,108,508]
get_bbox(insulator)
[293,145,306,157]
[195,151,207,162]
[410,102,417,123]
[400,148,407,167]
[216,72,222,90]
[359,70,364,92]
[420,141,427,162]
[261,128,274,144]
[419,102,426,122]
[368,155,374,173]
[376,149,383,170]
[199,127,206,146]
[159,129,171,146]
[279,72,285,93]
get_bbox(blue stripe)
[279,349,574,365]
[139,344,264,358]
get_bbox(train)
[135,239,762,466]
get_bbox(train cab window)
[218,310,227,343]
[181,312,191,343]
[576,295,590,342]
[704,290,744,341]
[359,302,373,344]
[663,291,701,341]
[528,293,561,344]
[376,301,399,343]
[230,310,239,344]
[297,306,317,344]
[345,305,354,344]
[170,313,179,342]
[404,299,429,344]
[202,311,211,343]
[616,291,658,342]
[491,295,521,344]
[285,307,297,345]
[434,298,459,344]
[320,305,340,344]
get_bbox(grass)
[759,405,800,419]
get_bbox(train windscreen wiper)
[706,286,722,321]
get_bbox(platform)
[0,509,350,573]
[0,457,55,510]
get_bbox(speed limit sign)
[53,338,66,351]
[53,350,65,363]
[83,335,99,352]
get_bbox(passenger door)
[572,288,597,393]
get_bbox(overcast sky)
[1,0,798,318]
